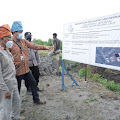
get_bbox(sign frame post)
[62,59,79,91]
[85,64,87,81]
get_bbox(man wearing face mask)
[9,21,51,104]
[0,24,22,120]
[24,32,42,94]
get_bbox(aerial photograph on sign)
[96,47,120,67]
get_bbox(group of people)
[0,21,61,120]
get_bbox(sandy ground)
[20,73,120,120]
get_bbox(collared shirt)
[9,36,46,76]
[28,48,40,67]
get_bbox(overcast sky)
[0,0,120,41]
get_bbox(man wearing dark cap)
[48,33,61,75]
[24,32,42,94]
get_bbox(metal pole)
[85,64,87,81]
[62,59,67,91]
[62,60,65,90]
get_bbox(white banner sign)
[63,13,120,71]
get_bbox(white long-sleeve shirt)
[0,49,17,93]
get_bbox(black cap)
[53,33,57,36]
[24,32,32,37]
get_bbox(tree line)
[33,38,62,50]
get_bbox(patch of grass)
[59,53,62,60]
[91,74,120,92]
[59,65,62,70]
[84,98,97,103]
[59,65,65,72]
[78,68,92,79]
[78,68,120,92]
[64,60,79,65]
[39,50,49,57]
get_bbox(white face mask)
[6,41,13,48]
[3,37,13,48]
[17,33,23,40]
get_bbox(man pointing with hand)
[9,21,50,104]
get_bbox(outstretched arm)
[26,39,50,50]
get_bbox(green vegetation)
[78,68,120,92]
[33,38,62,50]
[38,50,49,57]
[84,98,97,103]
[91,74,120,92]
[78,68,92,79]
[59,54,62,61]
[33,38,53,46]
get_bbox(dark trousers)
[16,71,40,103]
[30,66,40,85]
[25,66,40,90]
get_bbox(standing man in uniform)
[24,32,43,94]
[9,21,51,104]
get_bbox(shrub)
[91,74,120,92]
[105,81,120,92]
[78,68,92,79]
[59,54,62,61]
[91,73,101,81]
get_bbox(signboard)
[63,13,120,71]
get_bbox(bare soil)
[21,73,120,120]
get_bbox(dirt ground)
[20,73,120,120]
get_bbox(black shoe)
[34,100,46,105]
[56,72,59,75]
[56,71,61,76]
[37,87,43,92]
[26,89,32,95]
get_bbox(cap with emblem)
[24,32,32,37]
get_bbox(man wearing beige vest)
[0,24,23,120]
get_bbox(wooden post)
[85,64,87,81]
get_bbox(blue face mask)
[17,33,23,40]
